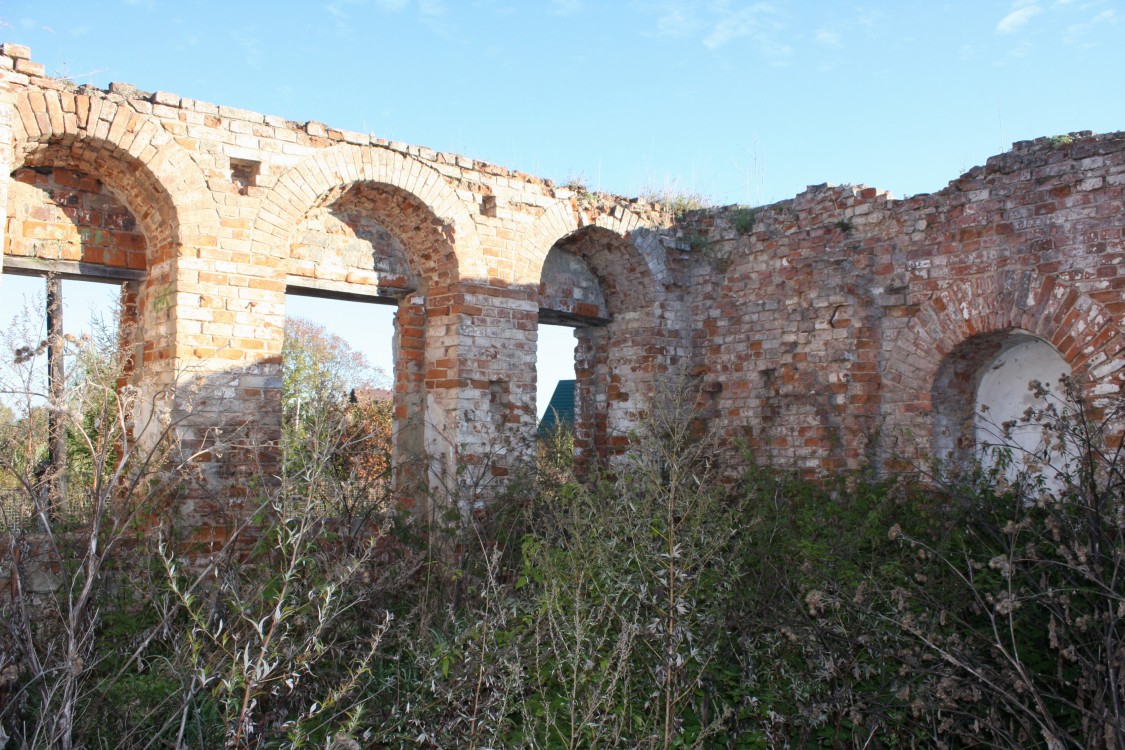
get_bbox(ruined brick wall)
[683,132,1125,473]
[0,44,675,541]
[2,41,1123,536]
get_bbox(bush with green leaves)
[2,295,1121,750]
[0,288,185,750]
[879,377,1125,749]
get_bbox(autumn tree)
[281,317,393,514]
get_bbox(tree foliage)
[281,317,383,422]
[281,317,393,514]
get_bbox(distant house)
[350,387,393,404]
[538,379,575,436]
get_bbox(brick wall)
[2,42,1123,536]
[682,132,1125,473]
[0,43,675,538]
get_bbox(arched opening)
[933,330,1071,480]
[2,163,153,518]
[537,229,615,466]
[284,181,444,504]
[6,164,148,323]
[9,131,195,409]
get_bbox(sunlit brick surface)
[2,42,1123,537]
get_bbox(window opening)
[281,292,396,513]
[537,238,610,468]
[0,273,128,523]
[229,157,261,196]
[536,323,577,425]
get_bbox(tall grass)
[1,331,1121,748]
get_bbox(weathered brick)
[1,42,31,59]
[2,44,1124,521]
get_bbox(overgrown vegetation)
[561,175,597,204]
[1,296,1122,748]
[281,317,393,518]
[640,184,713,218]
[730,207,758,235]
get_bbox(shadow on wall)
[933,330,1073,484]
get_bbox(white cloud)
[703,3,776,49]
[814,28,842,48]
[370,0,454,34]
[19,17,54,33]
[417,0,454,36]
[641,0,704,38]
[550,0,583,16]
[172,33,200,52]
[323,3,353,36]
[419,0,445,15]
[994,38,1033,64]
[996,2,1042,34]
[232,31,263,70]
[1064,8,1118,46]
[702,2,790,64]
[634,0,793,62]
[852,6,883,31]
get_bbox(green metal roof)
[538,379,575,435]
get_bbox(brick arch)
[882,273,1125,464]
[523,201,663,313]
[593,207,671,289]
[10,88,220,258]
[287,182,433,295]
[549,225,659,317]
[252,144,478,285]
[520,200,578,284]
[524,202,672,465]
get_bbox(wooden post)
[46,274,66,515]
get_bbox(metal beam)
[286,275,408,306]
[2,256,146,282]
[538,308,610,328]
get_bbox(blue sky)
[1,0,1123,415]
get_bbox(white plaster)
[975,335,1071,485]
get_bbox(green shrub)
[4,346,1121,749]
[730,207,758,235]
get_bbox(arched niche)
[286,182,427,298]
[934,330,1071,479]
[538,244,609,326]
[535,225,659,466]
[881,274,1125,473]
